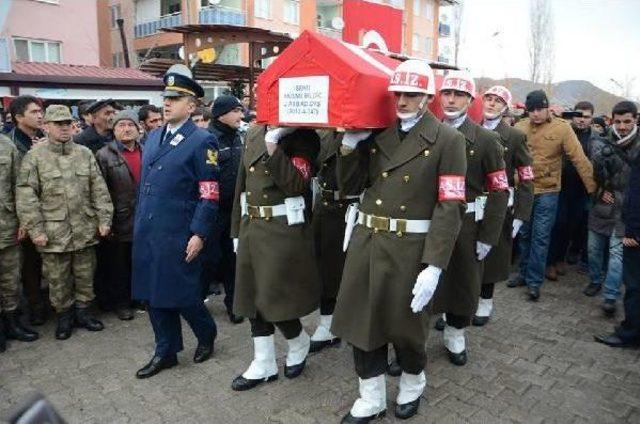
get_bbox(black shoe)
[594,333,640,348]
[341,410,386,423]
[284,359,306,379]
[447,349,468,366]
[75,308,104,331]
[507,277,526,288]
[227,312,245,324]
[434,316,445,331]
[231,373,278,391]
[309,337,341,353]
[194,337,215,363]
[472,315,490,327]
[601,299,617,316]
[0,319,6,352]
[583,283,601,297]
[395,398,420,420]
[29,306,46,326]
[527,287,540,301]
[3,311,39,342]
[55,310,74,340]
[116,307,134,321]
[386,360,402,377]
[136,354,178,379]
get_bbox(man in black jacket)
[74,99,120,154]
[204,95,244,323]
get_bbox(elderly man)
[96,110,143,321]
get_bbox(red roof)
[1,61,163,89]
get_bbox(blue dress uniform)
[132,68,220,368]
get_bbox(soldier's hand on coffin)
[342,130,372,149]
[476,241,492,261]
[265,126,296,144]
[185,234,205,263]
[410,266,442,313]
[512,219,524,239]
[98,225,111,237]
[32,233,48,247]
[233,238,239,253]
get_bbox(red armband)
[291,156,312,180]
[438,175,466,201]
[199,181,219,201]
[517,165,534,182]
[486,169,509,191]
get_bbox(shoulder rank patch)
[206,149,218,166]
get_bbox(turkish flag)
[342,0,403,53]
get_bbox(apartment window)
[412,33,420,51]
[425,37,433,56]
[389,0,404,8]
[423,0,434,20]
[283,0,299,24]
[14,38,61,63]
[413,0,421,16]
[255,0,271,19]
[110,5,122,29]
[161,0,181,15]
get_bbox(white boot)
[396,371,426,405]
[311,314,336,342]
[443,325,466,354]
[350,375,387,418]
[286,330,310,367]
[242,335,278,380]
[475,298,493,317]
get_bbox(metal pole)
[116,18,131,68]
[249,42,255,109]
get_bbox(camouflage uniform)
[0,135,21,313]
[16,123,113,313]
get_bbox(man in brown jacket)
[510,90,596,300]
[332,60,467,422]
[474,86,534,325]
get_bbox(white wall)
[135,0,161,23]
[16,86,163,106]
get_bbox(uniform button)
[157,165,163,170]
[382,172,388,178]
[247,192,252,196]
[375,199,382,206]
[424,150,430,157]
[403,175,410,183]
[249,166,255,172]
[262,194,268,199]
[322,182,327,188]
[371,148,377,154]
[400,205,407,212]
[323,201,329,206]
[470,150,475,156]
[264,170,270,175]
[148,214,153,220]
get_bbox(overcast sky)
[453,0,640,100]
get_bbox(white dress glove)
[233,238,239,253]
[265,127,295,144]
[476,241,492,261]
[410,266,442,313]
[512,219,524,239]
[341,130,372,149]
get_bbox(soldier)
[230,125,321,391]
[474,86,534,325]
[332,60,467,422]
[0,134,39,353]
[132,65,220,379]
[309,129,360,353]
[16,105,113,340]
[431,72,509,366]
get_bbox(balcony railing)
[199,5,246,26]
[439,23,451,37]
[134,12,182,38]
[318,26,342,40]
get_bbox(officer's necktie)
[162,130,173,146]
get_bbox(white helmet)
[388,59,436,96]
[483,85,512,109]
[441,70,476,98]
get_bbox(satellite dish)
[178,46,185,60]
[331,17,344,30]
[208,0,222,5]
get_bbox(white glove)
[341,130,372,149]
[265,127,295,144]
[410,266,442,313]
[233,238,239,253]
[476,241,492,261]
[512,219,524,239]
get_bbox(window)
[423,0,434,20]
[283,0,299,24]
[389,0,404,8]
[110,5,122,29]
[255,0,271,19]
[425,37,433,56]
[13,38,62,63]
[413,0,421,16]
[161,0,181,15]
[412,33,420,51]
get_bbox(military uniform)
[332,110,467,376]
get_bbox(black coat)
[74,126,113,154]
[208,120,242,213]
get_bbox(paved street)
[1,267,639,423]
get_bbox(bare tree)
[528,0,555,84]
[452,0,464,67]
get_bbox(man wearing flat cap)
[17,105,113,340]
[132,65,221,378]
[74,99,121,154]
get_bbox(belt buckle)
[369,215,390,232]
[248,206,260,219]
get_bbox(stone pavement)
[1,267,639,423]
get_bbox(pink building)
[1,0,100,66]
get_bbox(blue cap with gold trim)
[162,64,204,98]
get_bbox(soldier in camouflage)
[16,105,113,340]
[0,134,39,352]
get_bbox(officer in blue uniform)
[132,65,221,379]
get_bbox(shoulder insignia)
[206,149,218,166]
